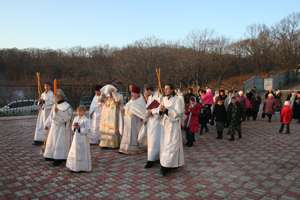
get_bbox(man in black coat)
[250,95,261,121]
[227,97,246,141]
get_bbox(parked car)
[0,100,39,116]
[79,96,92,110]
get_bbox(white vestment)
[176,90,185,126]
[160,95,185,168]
[44,101,72,160]
[99,90,123,148]
[89,95,103,144]
[66,115,91,172]
[146,91,163,161]
[34,90,54,141]
[119,96,147,154]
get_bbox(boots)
[144,161,154,169]
[216,131,220,139]
[229,134,235,141]
[238,132,242,139]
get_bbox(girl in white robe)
[66,106,92,172]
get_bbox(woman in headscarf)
[183,96,201,147]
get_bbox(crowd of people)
[31,83,300,176]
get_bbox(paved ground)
[0,113,300,200]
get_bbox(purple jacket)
[237,96,247,111]
[263,98,278,114]
[202,92,213,105]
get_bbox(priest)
[159,84,185,176]
[33,82,54,146]
[44,89,73,166]
[143,84,163,168]
[99,85,123,149]
[89,85,104,144]
[118,87,147,154]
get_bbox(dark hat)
[94,85,102,91]
[132,87,140,94]
[298,91,300,94]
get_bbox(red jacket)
[280,105,293,124]
[183,103,201,133]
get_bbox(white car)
[0,100,39,116]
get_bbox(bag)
[262,112,265,118]
[209,120,214,126]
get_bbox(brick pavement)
[0,114,300,199]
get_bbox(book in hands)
[147,99,160,110]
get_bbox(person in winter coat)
[246,98,252,121]
[183,96,201,147]
[286,91,294,101]
[227,97,246,141]
[274,89,283,112]
[196,89,202,104]
[184,88,195,106]
[236,91,247,111]
[198,90,210,135]
[263,93,278,122]
[211,99,227,139]
[250,95,261,121]
[246,89,253,101]
[201,89,213,105]
[279,101,293,134]
[224,90,235,110]
[265,89,275,100]
[217,90,227,102]
[292,91,300,124]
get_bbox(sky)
[0,0,299,50]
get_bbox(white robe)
[66,115,91,172]
[89,95,103,144]
[99,91,123,148]
[119,96,147,154]
[44,101,72,160]
[146,91,163,161]
[34,90,54,141]
[176,90,185,126]
[160,95,185,168]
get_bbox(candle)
[54,79,57,94]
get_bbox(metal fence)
[0,85,127,117]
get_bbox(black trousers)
[200,123,208,133]
[266,114,272,121]
[252,111,258,120]
[185,126,195,143]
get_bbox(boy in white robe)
[33,82,54,146]
[159,84,185,176]
[89,85,104,144]
[118,87,147,154]
[66,106,92,172]
[44,89,72,166]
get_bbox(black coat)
[184,93,195,105]
[292,96,300,119]
[246,92,253,101]
[212,104,227,122]
[250,96,261,112]
[265,91,275,99]
[227,101,246,126]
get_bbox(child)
[211,99,227,139]
[227,97,246,141]
[279,101,293,134]
[183,96,201,147]
[66,106,92,172]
